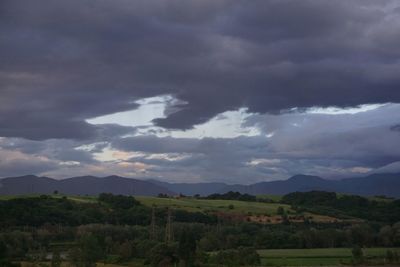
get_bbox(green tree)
[352,245,364,264]
[117,241,133,260]
[348,224,374,246]
[394,251,400,263]
[0,238,17,267]
[386,250,394,263]
[51,250,62,267]
[211,247,260,267]
[0,239,6,259]
[198,233,219,251]
[149,243,178,267]
[379,225,393,246]
[277,206,285,215]
[69,235,103,267]
[178,228,197,267]
[393,222,400,246]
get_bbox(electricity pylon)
[165,208,173,244]
[150,205,156,240]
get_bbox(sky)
[1,0,400,184]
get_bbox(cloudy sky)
[1,0,400,183]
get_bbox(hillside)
[219,173,400,198]
[0,175,173,196]
[147,179,228,196]
[150,173,400,197]
[0,173,399,197]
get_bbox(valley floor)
[18,247,400,267]
[259,247,400,266]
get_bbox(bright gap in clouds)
[306,103,387,115]
[86,95,261,138]
[86,95,170,127]
[166,108,261,138]
[87,95,388,139]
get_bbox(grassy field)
[135,196,292,215]
[0,194,348,224]
[258,247,400,266]
[1,194,342,222]
[135,196,346,224]
[19,248,400,267]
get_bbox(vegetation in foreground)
[0,191,399,267]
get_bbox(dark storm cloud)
[391,124,400,132]
[1,0,400,139]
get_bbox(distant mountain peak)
[287,174,324,182]
[104,175,124,179]
[0,175,174,196]
[1,172,399,197]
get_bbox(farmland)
[0,194,354,224]
[18,247,400,267]
[135,195,292,215]
[258,247,400,266]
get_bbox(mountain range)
[0,173,399,197]
[0,175,173,196]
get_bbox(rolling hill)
[147,179,228,196]
[218,173,400,197]
[0,173,399,197]
[0,175,174,196]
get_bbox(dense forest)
[0,192,399,267]
[282,191,400,224]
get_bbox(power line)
[150,205,156,240]
[165,208,173,244]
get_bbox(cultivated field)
[19,247,400,267]
[0,194,348,223]
[258,247,400,266]
[134,196,353,224]
[135,196,292,215]
[0,194,290,215]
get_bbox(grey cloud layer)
[1,104,399,182]
[110,104,400,182]
[2,1,400,139]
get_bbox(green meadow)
[22,248,400,267]
[135,196,292,215]
[258,247,400,266]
